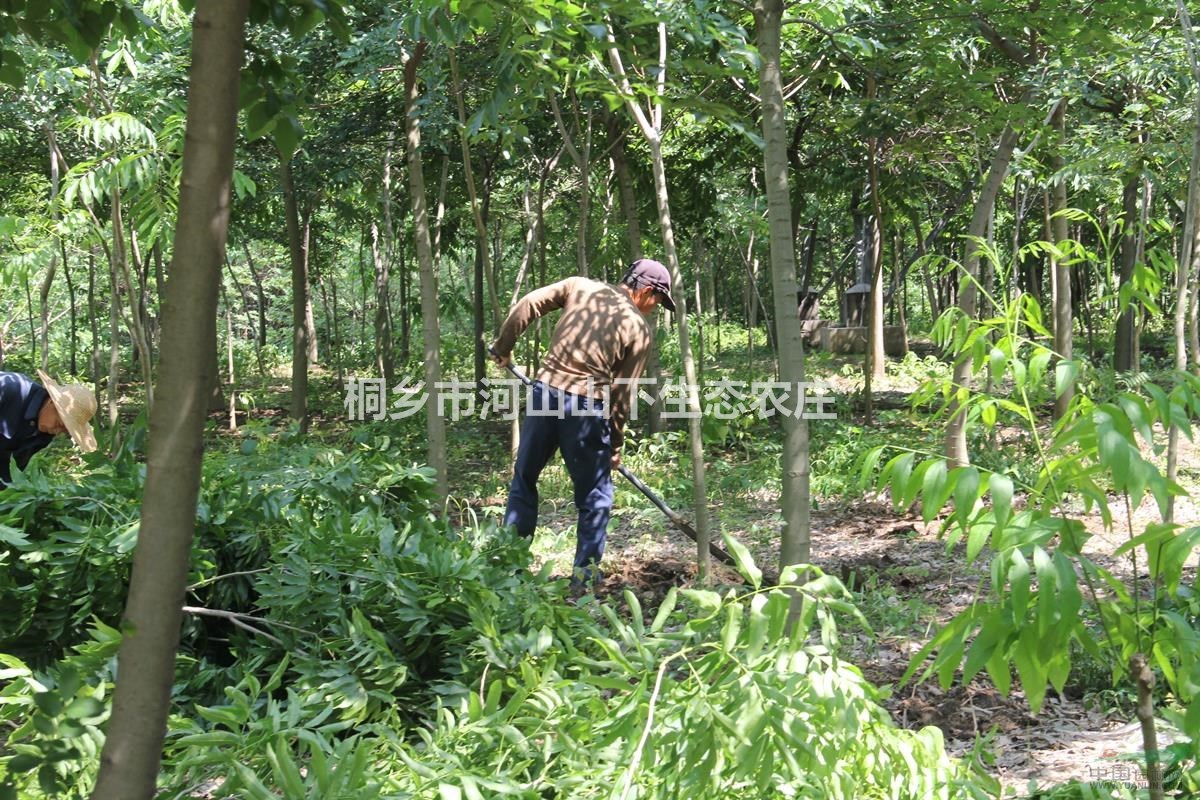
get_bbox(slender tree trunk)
[371,222,394,383]
[433,152,449,264]
[1190,266,1200,372]
[378,142,397,384]
[549,87,592,278]
[945,125,1021,467]
[1050,101,1073,420]
[866,75,885,382]
[90,5,248,797]
[1131,654,1166,800]
[399,235,410,363]
[330,277,343,385]
[301,206,318,363]
[448,48,501,394]
[1169,0,1200,521]
[107,248,120,427]
[756,0,812,574]
[607,23,711,580]
[608,109,664,434]
[404,41,449,502]
[281,157,309,431]
[221,283,236,431]
[242,243,268,351]
[1108,170,1137,374]
[113,190,155,409]
[40,124,62,373]
[64,241,77,375]
[89,247,100,396]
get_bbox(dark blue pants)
[504,381,613,583]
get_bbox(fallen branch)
[181,605,316,645]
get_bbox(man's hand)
[489,347,510,368]
[611,450,621,470]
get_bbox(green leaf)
[1014,627,1048,712]
[722,530,761,589]
[980,400,997,428]
[6,754,40,773]
[33,691,62,717]
[920,458,950,523]
[64,697,104,720]
[267,737,305,799]
[0,524,29,547]
[989,473,1013,530]
[858,445,885,489]
[273,115,303,160]
[953,466,980,531]
[1055,360,1078,399]
[1008,551,1031,625]
[651,587,677,633]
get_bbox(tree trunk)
[1050,101,1073,420]
[221,283,236,431]
[1169,0,1200,521]
[90,4,248,797]
[301,206,318,364]
[64,241,77,375]
[433,152,449,264]
[944,124,1021,467]
[89,247,101,397]
[606,23,711,580]
[550,87,592,278]
[404,41,449,502]
[242,243,268,351]
[608,109,665,434]
[39,125,62,373]
[113,190,155,409]
[866,75,885,382]
[448,47,500,396]
[399,234,410,363]
[371,222,394,384]
[378,142,397,384]
[330,277,343,385]
[107,246,121,427]
[756,0,812,575]
[281,156,309,431]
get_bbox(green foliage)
[865,279,1200,787]
[0,439,142,667]
[0,430,992,799]
[373,561,989,800]
[0,621,121,799]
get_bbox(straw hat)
[36,370,98,454]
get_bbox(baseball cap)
[623,258,677,312]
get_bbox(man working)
[491,259,675,588]
[0,370,98,486]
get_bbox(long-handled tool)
[492,352,735,567]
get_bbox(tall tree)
[91,2,249,797]
[604,20,711,579]
[943,124,1020,467]
[281,155,310,431]
[755,0,812,571]
[403,40,449,502]
[1049,100,1073,420]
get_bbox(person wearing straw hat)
[0,370,98,487]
